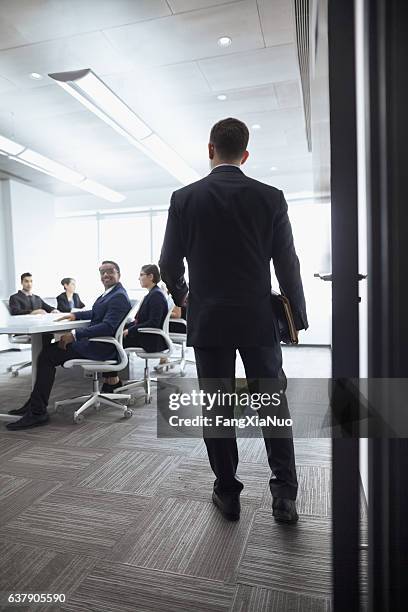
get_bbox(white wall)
[0,181,14,299]
[0,181,15,350]
[8,180,57,296]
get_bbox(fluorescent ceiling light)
[49,68,201,186]
[19,149,85,184]
[29,72,43,80]
[79,178,125,202]
[1,132,124,203]
[217,94,227,101]
[49,69,151,142]
[0,135,25,156]
[251,124,261,130]
[137,133,200,185]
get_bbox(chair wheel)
[11,371,19,377]
[145,395,152,404]
[55,404,63,414]
[94,402,101,411]
[124,408,133,418]
[180,370,187,377]
[74,414,84,424]
[128,397,136,406]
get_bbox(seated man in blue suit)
[7,261,131,430]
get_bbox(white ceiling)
[0,0,313,203]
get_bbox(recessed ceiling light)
[251,124,261,130]
[217,94,227,101]
[270,166,278,171]
[29,72,43,80]
[217,36,232,47]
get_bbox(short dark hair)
[101,260,120,274]
[21,272,32,283]
[209,117,249,161]
[61,277,74,287]
[141,264,161,284]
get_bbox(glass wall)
[57,201,331,344]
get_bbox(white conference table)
[0,312,90,389]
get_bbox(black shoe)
[6,412,49,431]
[212,491,240,521]
[101,380,123,394]
[8,399,31,416]
[272,498,299,524]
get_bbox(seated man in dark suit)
[56,277,85,312]
[9,272,58,315]
[102,264,168,393]
[7,261,131,430]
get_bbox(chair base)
[55,391,132,423]
[7,361,32,377]
[155,342,195,376]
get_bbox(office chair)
[115,297,174,404]
[154,318,196,377]
[55,303,139,423]
[1,299,32,377]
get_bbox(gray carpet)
[0,348,336,611]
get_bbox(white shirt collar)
[21,289,33,296]
[212,163,242,170]
[101,284,116,298]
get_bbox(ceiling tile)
[0,17,30,50]
[103,0,264,67]
[0,0,171,44]
[0,31,132,87]
[199,44,298,90]
[258,0,295,46]
[274,80,301,108]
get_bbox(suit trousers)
[29,343,81,414]
[194,345,298,500]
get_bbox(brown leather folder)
[271,291,299,344]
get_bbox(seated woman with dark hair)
[101,264,168,393]
[56,278,85,312]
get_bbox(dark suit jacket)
[9,291,54,315]
[56,292,85,313]
[126,285,168,352]
[159,165,308,347]
[72,283,131,360]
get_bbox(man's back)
[160,165,307,347]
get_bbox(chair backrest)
[43,297,58,309]
[115,301,140,345]
[163,296,175,335]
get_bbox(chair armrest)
[88,336,122,349]
[173,318,187,328]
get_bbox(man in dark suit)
[159,117,308,523]
[9,272,58,315]
[6,261,131,430]
[101,263,168,393]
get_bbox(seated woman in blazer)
[102,264,168,393]
[56,277,85,313]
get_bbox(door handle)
[314,273,367,282]
[314,273,332,281]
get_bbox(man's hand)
[58,332,75,350]
[56,313,76,322]
[31,309,46,315]
[51,309,59,313]
[123,329,129,338]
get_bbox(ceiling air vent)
[293,0,312,152]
